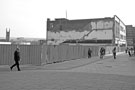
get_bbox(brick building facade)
[47,15,126,46]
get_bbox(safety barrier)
[0,44,41,65]
[0,44,126,65]
[42,44,100,64]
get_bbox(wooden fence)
[0,44,126,65]
[42,45,126,64]
[42,44,100,64]
[0,45,41,65]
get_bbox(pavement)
[0,52,123,71]
[1,52,135,90]
[68,53,135,76]
[40,52,124,70]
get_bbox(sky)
[0,0,135,39]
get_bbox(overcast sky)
[0,0,135,39]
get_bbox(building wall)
[126,25,135,46]
[114,15,126,45]
[47,18,114,45]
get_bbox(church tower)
[6,28,10,42]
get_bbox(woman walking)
[112,47,116,59]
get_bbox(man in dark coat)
[128,48,131,57]
[112,47,116,59]
[10,47,21,71]
[100,47,103,59]
[100,47,105,59]
[88,48,92,58]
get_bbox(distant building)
[47,15,126,46]
[126,25,135,46]
[38,40,46,45]
[0,28,10,42]
[6,28,10,42]
[30,40,46,45]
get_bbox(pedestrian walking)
[112,47,116,59]
[128,48,131,57]
[103,47,105,56]
[100,47,105,59]
[10,47,21,71]
[88,48,92,58]
[130,48,134,56]
[125,48,128,53]
[134,46,135,56]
